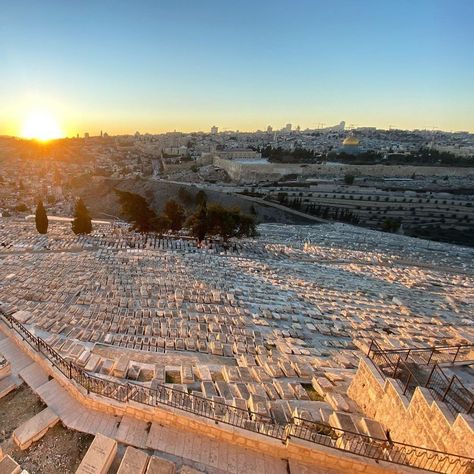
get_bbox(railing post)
[367,340,373,357]
[403,373,412,395]
[427,347,434,365]
[453,345,461,364]
[69,362,72,379]
[425,364,436,387]
[441,376,455,402]
[404,349,411,361]
[393,356,401,378]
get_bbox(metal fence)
[1,312,473,474]
[289,418,473,474]
[367,340,474,415]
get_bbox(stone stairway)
[0,328,344,474]
[15,361,288,474]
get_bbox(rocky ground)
[0,384,93,474]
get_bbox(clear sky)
[1,0,473,136]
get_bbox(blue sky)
[1,0,473,135]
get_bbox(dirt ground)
[2,425,93,474]
[0,383,93,473]
[0,383,45,443]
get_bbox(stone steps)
[115,416,150,448]
[145,422,288,474]
[19,362,49,390]
[13,407,59,450]
[0,337,34,384]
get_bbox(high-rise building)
[267,125,273,133]
[211,126,218,135]
[285,123,292,132]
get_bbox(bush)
[344,174,355,185]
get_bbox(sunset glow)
[21,110,63,141]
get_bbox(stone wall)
[213,157,474,183]
[2,323,422,474]
[348,357,474,458]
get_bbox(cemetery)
[0,218,473,473]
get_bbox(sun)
[21,109,63,141]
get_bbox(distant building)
[217,149,261,160]
[284,123,292,132]
[211,126,218,135]
[267,125,273,133]
[84,132,89,139]
[340,134,361,154]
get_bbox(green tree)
[186,203,208,242]
[115,189,156,232]
[237,214,257,238]
[207,204,257,241]
[72,198,92,235]
[35,200,48,234]
[381,218,402,233]
[178,187,194,205]
[163,199,186,231]
[344,174,355,185]
[151,214,171,236]
[195,190,207,207]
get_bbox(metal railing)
[290,418,473,474]
[370,343,474,366]
[368,340,474,415]
[1,311,473,473]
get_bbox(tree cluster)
[115,189,256,242]
[187,203,257,242]
[260,146,318,163]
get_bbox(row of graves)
[0,219,473,432]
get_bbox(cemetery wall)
[4,326,420,474]
[348,357,474,458]
[213,157,474,183]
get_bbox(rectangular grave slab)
[117,446,149,474]
[145,455,176,474]
[13,407,59,450]
[75,433,117,474]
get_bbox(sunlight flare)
[21,109,63,141]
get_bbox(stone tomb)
[75,433,117,474]
[13,407,59,450]
[117,446,149,474]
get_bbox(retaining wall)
[348,357,474,458]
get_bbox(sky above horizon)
[1,0,473,137]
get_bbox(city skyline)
[1,0,474,138]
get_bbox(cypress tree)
[35,200,48,234]
[72,198,92,235]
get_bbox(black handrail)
[1,312,473,474]
[368,342,474,366]
[367,340,474,416]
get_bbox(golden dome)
[343,136,360,146]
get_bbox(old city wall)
[348,357,474,458]
[213,157,474,183]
